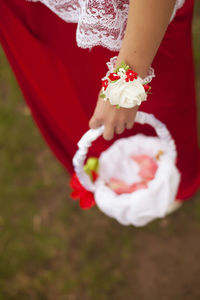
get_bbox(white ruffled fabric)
[27,0,185,51]
[95,134,181,226]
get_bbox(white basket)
[72,111,181,227]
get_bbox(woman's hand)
[89,91,139,141]
[89,0,177,141]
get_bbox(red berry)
[126,69,138,78]
[102,79,109,90]
[143,84,151,92]
[108,73,121,81]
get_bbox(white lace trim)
[27,0,186,52]
[105,56,155,84]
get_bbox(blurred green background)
[0,2,200,300]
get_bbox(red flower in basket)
[107,178,148,195]
[131,154,158,180]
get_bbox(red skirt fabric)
[0,0,200,201]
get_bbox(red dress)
[0,0,199,201]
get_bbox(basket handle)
[72,111,177,192]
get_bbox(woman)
[0,0,199,211]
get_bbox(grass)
[0,2,200,299]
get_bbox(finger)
[115,123,125,134]
[103,124,115,141]
[89,117,102,129]
[125,119,135,130]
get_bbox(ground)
[0,2,200,299]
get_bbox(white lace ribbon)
[105,56,155,84]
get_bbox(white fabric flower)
[117,68,126,77]
[104,77,147,108]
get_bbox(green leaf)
[114,61,130,73]
[116,104,120,109]
[113,67,120,73]
[100,93,106,98]
[120,61,129,70]
[83,157,99,180]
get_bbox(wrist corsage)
[100,56,155,109]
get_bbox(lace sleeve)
[26,0,186,51]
